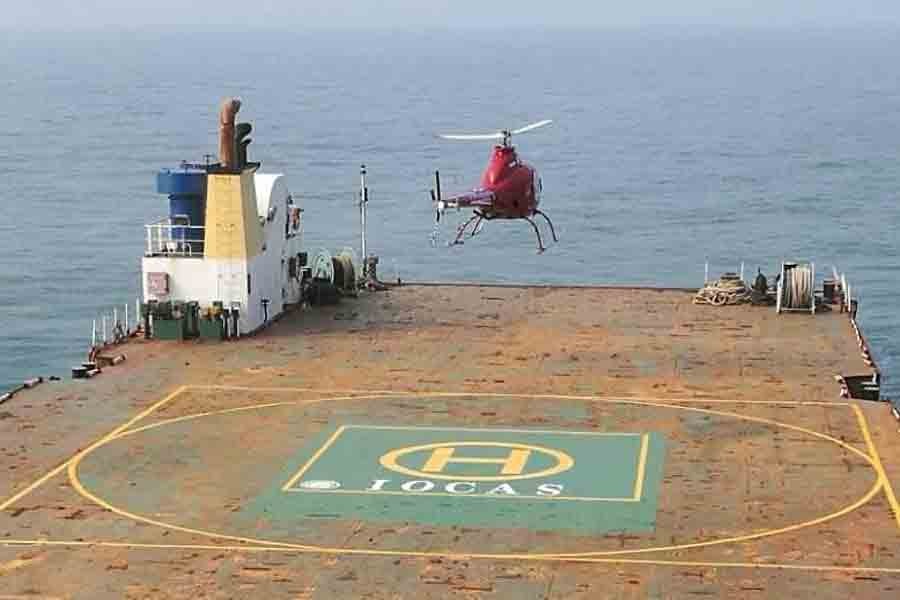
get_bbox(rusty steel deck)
[2,284,900,598]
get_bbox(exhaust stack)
[218,97,242,170]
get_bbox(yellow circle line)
[379,441,574,482]
[547,398,882,558]
[117,393,399,440]
[68,393,883,561]
[7,538,900,574]
[67,393,403,555]
[189,385,850,407]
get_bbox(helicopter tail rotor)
[431,170,444,223]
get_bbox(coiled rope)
[693,273,752,306]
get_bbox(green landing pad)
[246,425,666,533]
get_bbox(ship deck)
[2,284,900,598]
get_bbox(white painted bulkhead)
[142,172,304,335]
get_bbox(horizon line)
[4,22,900,35]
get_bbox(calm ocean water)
[0,28,897,398]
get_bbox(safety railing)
[145,218,205,257]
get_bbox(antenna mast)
[359,164,368,277]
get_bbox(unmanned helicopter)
[430,119,557,253]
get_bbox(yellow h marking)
[421,446,532,475]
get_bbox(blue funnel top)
[156,167,208,254]
[157,168,207,197]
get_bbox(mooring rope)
[693,273,752,306]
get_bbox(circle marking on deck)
[66,391,884,561]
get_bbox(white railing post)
[841,274,847,296]
[841,274,847,311]
[102,315,107,345]
[776,278,782,314]
[124,303,129,334]
[810,262,816,315]
[92,319,97,348]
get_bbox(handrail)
[145,217,205,257]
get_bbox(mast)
[359,164,368,276]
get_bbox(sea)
[0,27,897,399]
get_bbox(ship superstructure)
[142,98,305,336]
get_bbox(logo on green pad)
[283,425,654,502]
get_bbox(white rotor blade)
[438,132,505,141]
[511,119,552,135]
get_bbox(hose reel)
[310,248,334,282]
[306,247,359,305]
[332,248,358,296]
[776,262,816,314]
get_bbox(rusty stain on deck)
[1,285,899,598]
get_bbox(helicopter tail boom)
[431,170,494,222]
[440,189,494,210]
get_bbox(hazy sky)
[5,0,900,30]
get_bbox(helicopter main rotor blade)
[511,119,552,135]
[438,132,506,141]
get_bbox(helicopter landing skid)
[524,217,547,254]
[450,213,482,246]
[451,211,489,246]
[450,210,556,253]
[470,213,486,238]
[527,210,559,254]
[534,209,558,243]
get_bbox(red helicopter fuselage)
[477,145,541,219]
